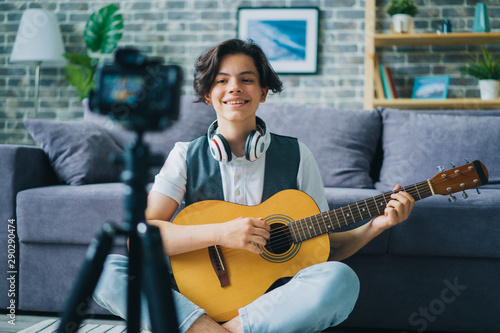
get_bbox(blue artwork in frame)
[238,7,319,74]
[248,20,307,61]
[412,76,450,99]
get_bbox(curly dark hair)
[193,39,283,103]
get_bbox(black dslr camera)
[89,47,183,132]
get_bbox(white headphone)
[207,117,269,163]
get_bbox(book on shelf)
[378,65,398,99]
[374,58,385,99]
[385,67,399,98]
[379,65,393,99]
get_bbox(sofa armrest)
[0,144,59,222]
[0,144,60,307]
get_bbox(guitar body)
[170,160,489,322]
[170,189,330,322]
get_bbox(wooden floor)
[0,312,450,333]
[0,313,125,333]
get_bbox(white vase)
[479,79,500,100]
[392,14,412,33]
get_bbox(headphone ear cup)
[245,130,263,162]
[210,134,232,163]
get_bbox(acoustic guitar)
[170,160,488,322]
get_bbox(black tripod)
[57,132,179,333]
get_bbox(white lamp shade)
[10,9,66,64]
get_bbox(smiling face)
[205,53,269,125]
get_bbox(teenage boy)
[94,39,414,333]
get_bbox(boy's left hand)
[371,184,415,231]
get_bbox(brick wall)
[1,0,499,144]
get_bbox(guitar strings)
[222,183,432,256]
[245,183,429,251]
[215,173,471,257]
[260,183,429,247]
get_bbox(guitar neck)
[289,180,432,243]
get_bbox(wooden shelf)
[375,32,500,47]
[373,98,500,109]
[363,0,500,110]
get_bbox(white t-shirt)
[151,137,329,212]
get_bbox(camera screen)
[102,74,144,104]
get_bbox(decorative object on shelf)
[411,76,449,99]
[9,9,66,118]
[237,7,319,74]
[478,80,499,100]
[64,4,123,100]
[442,20,452,34]
[472,2,490,33]
[458,45,500,100]
[385,0,418,34]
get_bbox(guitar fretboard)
[288,180,432,243]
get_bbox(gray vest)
[185,133,300,206]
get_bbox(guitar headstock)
[430,160,489,196]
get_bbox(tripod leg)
[57,224,117,333]
[138,223,179,333]
[127,230,142,333]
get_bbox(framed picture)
[237,7,319,74]
[411,76,450,99]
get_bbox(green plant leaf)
[63,53,96,100]
[64,53,93,68]
[457,45,500,80]
[84,3,124,54]
[386,0,418,17]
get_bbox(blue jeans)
[93,254,359,333]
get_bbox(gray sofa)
[1,96,499,332]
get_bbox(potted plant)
[458,45,500,100]
[385,0,418,33]
[64,3,123,101]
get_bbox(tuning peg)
[476,188,481,195]
[437,165,445,172]
[462,191,468,199]
[464,158,470,163]
[448,194,457,203]
[451,162,456,168]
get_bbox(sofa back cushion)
[376,109,500,192]
[258,103,381,188]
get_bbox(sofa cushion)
[25,120,124,185]
[388,189,500,259]
[259,103,382,188]
[84,95,216,159]
[17,183,128,245]
[376,109,500,192]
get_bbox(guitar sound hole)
[265,223,292,254]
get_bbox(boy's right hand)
[216,217,271,254]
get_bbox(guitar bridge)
[208,245,229,287]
